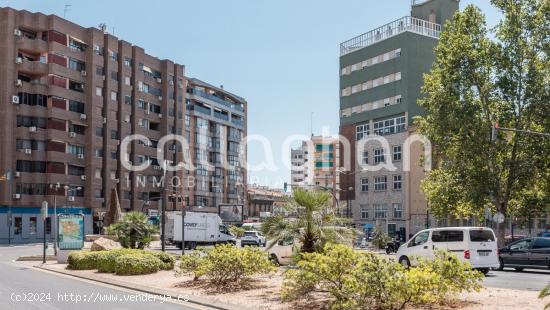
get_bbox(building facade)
[0,7,247,243]
[246,186,286,222]
[338,0,459,239]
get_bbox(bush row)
[281,244,483,310]
[178,243,275,285]
[68,249,175,275]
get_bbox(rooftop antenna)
[98,23,107,33]
[63,4,71,19]
[310,112,314,137]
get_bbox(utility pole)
[41,201,48,264]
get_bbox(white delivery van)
[173,212,236,249]
[396,227,499,274]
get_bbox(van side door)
[407,230,433,262]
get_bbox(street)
[0,245,198,310]
[485,269,550,291]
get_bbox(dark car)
[538,232,550,238]
[498,237,550,271]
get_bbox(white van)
[396,227,499,274]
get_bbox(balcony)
[191,104,212,116]
[340,16,441,55]
[190,88,244,112]
[17,60,48,76]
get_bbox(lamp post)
[49,182,61,256]
[347,186,354,219]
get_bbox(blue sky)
[2,0,500,188]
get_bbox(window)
[68,165,85,176]
[68,80,84,93]
[125,76,131,86]
[68,100,85,113]
[17,93,47,107]
[432,230,464,242]
[137,99,147,110]
[111,130,118,140]
[532,238,550,249]
[124,57,132,67]
[95,148,103,158]
[373,115,406,135]
[360,206,369,219]
[28,217,37,235]
[356,123,369,140]
[410,231,429,247]
[392,203,402,219]
[510,239,531,250]
[96,66,104,76]
[67,144,84,155]
[393,145,402,161]
[95,127,103,137]
[374,149,385,164]
[96,87,102,96]
[469,229,495,242]
[393,175,402,190]
[124,95,132,105]
[68,58,85,72]
[111,71,118,81]
[374,204,387,219]
[111,91,117,101]
[14,217,22,235]
[374,176,387,191]
[362,151,369,165]
[361,178,368,192]
[45,218,51,235]
[95,168,102,179]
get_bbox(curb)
[34,264,254,310]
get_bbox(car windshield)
[469,230,495,242]
[244,232,256,237]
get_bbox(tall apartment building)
[290,136,340,206]
[338,0,459,239]
[0,7,247,243]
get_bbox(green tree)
[416,1,550,244]
[228,225,245,238]
[370,226,391,250]
[106,212,158,249]
[261,187,354,253]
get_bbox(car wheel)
[399,256,410,268]
[385,247,391,255]
[478,268,490,275]
[514,267,524,272]
[270,253,280,266]
[497,258,504,271]
[241,244,245,248]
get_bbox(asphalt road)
[484,268,550,291]
[0,245,199,310]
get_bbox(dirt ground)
[43,263,547,310]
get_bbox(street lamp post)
[49,183,61,256]
[347,186,353,219]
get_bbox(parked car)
[267,237,297,266]
[497,237,550,271]
[504,234,527,245]
[396,227,499,275]
[241,231,266,247]
[538,232,550,238]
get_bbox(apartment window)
[68,80,84,93]
[67,144,84,155]
[360,206,369,219]
[374,149,385,164]
[110,50,118,61]
[68,165,85,176]
[124,57,132,67]
[393,175,402,190]
[393,145,402,161]
[393,203,402,219]
[69,124,85,135]
[94,189,103,199]
[95,127,103,137]
[17,92,47,107]
[68,100,85,113]
[361,151,369,165]
[361,178,368,192]
[124,76,131,86]
[374,176,387,191]
[95,149,103,158]
[137,99,147,110]
[396,95,402,104]
[111,91,117,101]
[356,123,369,140]
[16,160,46,173]
[95,168,102,179]
[124,95,132,105]
[96,87,102,96]
[373,115,406,135]
[374,204,387,219]
[68,58,85,72]
[111,130,118,140]
[96,66,104,76]
[111,71,118,81]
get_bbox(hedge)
[148,251,176,271]
[115,254,161,276]
[96,249,143,273]
[67,251,105,270]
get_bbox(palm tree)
[262,187,354,253]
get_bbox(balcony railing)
[340,16,441,55]
[190,88,244,112]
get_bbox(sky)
[2,0,500,189]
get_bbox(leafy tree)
[416,1,550,244]
[261,187,354,253]
[106,212,158,249]
[228,225,246,238]
[370,226,391,249]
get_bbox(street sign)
[41,201,48,221]
[493,212,505,224]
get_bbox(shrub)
[370,226,391,249]
[105,212,158,249]
[67,251,104,270]
[148,251,176,270]
[282,244,483,310]
[96,249,142,273]
[228,225,246,238]
[176,244,275,285]
[115,254,161,276]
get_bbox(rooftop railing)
[340,16,441,56]
[190,88,245,112]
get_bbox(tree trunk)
[495,202,507,247]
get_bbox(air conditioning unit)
[13,194,21,199]
[15,79,22,87]
[156,78,162,83]
[145,109,150,115]
[14,29,22,36]
[80,114,87,120]
[93,44,100,52]
[158,113,162,118]
[14,171,20,178]
[144,201,151,206]
[68,196,75,202]
[169,80,174,86]
[29,126,37,132]
[77,154,84,159]
[12,95,20,104]
[103,117,107,124]
[69,131,76,138]
[15,57,23,64]
[124,115,130,123]
[24,148,32,154]
[80,175,86,180]
[158,96,163,101]
[81,70,87,77]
